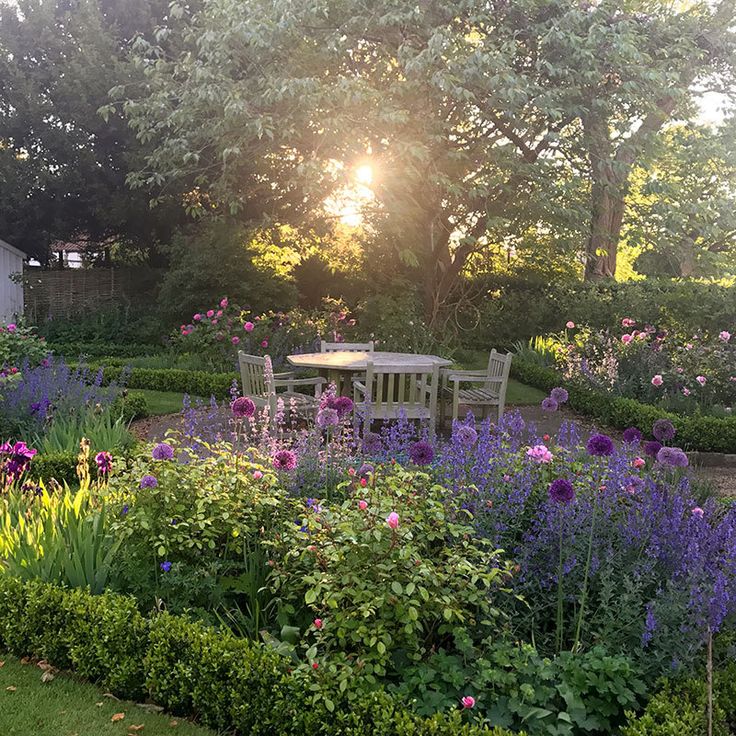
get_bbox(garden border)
[511,359,736,456]
[0,576,512,736]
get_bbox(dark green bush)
[50,341,165,359]
[0,576,513,736]
[28,451,81,485]
[111,391,149,421]
[95,365,238,399]
[512,359,736,453]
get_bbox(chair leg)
[452,387,459,424]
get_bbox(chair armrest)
[446,373,503,384]
[273,370,295,379]
[352,381,367,395]
[273,377,326,387]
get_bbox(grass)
[0,654,215,735]
[129,390,194,416]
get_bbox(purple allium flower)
[623,427,643,444]
[541,397,559,412]
[231,396,256,418]
[362,432,383,455]
[550,387,569,404]
[644,440,663,459]
[504,413,526,435]
[455,424,478,447]
[272,449,298,471]
[95,451,113,475]
[330,396,354,418]
[408,440,434,466]
[152,443,174,461]
[140,474,158,489]
[548,478,575,503]
[656,446,689,468]
[316,407,340,429]
[586,433,615,457]
[160,561,172,572]
[652,419,676,443]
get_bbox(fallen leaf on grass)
[37,660,53,672]
[128,726,145,732]
[5,686,16,692]
[20,657,31,665]
[169,721,178,728]
[96,702,104,707]
[111,713,126,723]
[0,660,5,667]
[40,670,55,683]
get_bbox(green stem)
[573,497,597,653]
[556,509,565,652]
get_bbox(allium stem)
[556,508,565,652]
[573,494,597,653]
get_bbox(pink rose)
[651,375,663,387]
[220,298,228,308]
[682,387,691,396]
[566,321,575,329]
[503,474,511,482]
[621,334,632,344]
[719,331,731,342]
[231,336,240,345]
[386,512,399,529]
[632,457,645,469]
[526,445,553,463]
[461,696,476,709]
[691,507,704,518]
[216,309,223,317]
[193,313,202,321]
[622,318,636,327]
[358,500,368,510]
[261,339,269,348]
[244,321,255,332]
[253,470,263,480]
[696,375,706,386]
[211,319,218,325]
[6,323,16,333]
[313,618,323,629]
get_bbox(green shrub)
[111,391,149,421]
[28,451,82,485]
[0,576,514,736]
[0,321,49,369]
[512,359,736,453]
[50,341,165,359]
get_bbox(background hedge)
[512,359,736,454]
[0,577,514,736]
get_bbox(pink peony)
[193,313,202,321]
[621,318,636,328]
[253,470,263,480]
[261,339,269,348]
[651,375,663,387]
[244,321,255,332]
[6,323,16,333]
[621,334,632,344]
[696,375,707,386]
[314,618,323,629]
[231,336,240,345]
[386,512,399,529]
[206,310,214,318]
[632,457,645,469]
[682,387,691,396]
[691,507,704,518]
[719,331,731,342]
[566,321,575,329]
[358,500,368,510]
[526,445,553,463]
[461,696,476,709]
[220,297,228,308]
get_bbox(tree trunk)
[584,177,624,280]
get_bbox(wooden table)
[287,351,452,396]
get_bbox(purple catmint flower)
[362,432,383,455]
[231,396,256,418]
[550,387,569,404]
[152,443,174,461]
[623,427,643,444]
[642,603,657,647]
[652,419,676,443]
[408,440,434,466]
[140,474,158,489]
[541,397,559,412]
[656,446,689,468]
[548,478,575,503]
[586,433,615,457]
[273,449,298,471]
[644,440,663,459]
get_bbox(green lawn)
[129,389,194,416]
[0,655,215,736]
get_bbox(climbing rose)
[566,321,575,329]
[244,321,255,332]
[622,334,633,344]
[622,318,636,327]
[719,331,731,342]
[314,618,323,629]
[193,313,202,321]
[651,375,664,387]
[220,297,228,308]
[386,512,399,529]
[253,470,263,480]
[261,339,269,348]
[632,457,646,469]
[231,336,240,345]
[461,696,476,709]
[696,375,707,386]
[358,500,368,510]
[206,310,214,318]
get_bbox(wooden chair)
[353,360,440,437]
[238,352,325,420]
[320,340,374,353]
[440,350,513,426]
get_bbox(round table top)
[287,351,452,371]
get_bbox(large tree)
[0,0,185,261]
[121,0,736,322]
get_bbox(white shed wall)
[0,239,25,322]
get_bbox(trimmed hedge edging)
[512,359,736,454]
[0,577,514,736]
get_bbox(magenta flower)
[272,449,297,471]
[386,511,399,529]
[696,375,707,386]
[231,336,240,345]
[651,375,663,387]
[244,321,255,332]
[220,297,228,308]
[193,313,201,321]
[719,331,731,342]
[622,318,636,327]
[313,618,323,629]
[566,321,575,329]
[622,334,632,344]
[632,457,646,469]
[692,507,704,518]
[232,397,256,418]
[206,309,214,318]
[261,339,269,348]
[95,451,113,475]
[461,696,476,709]
[253,470,263,480]
[358,500,368,510]
[527,445,553,463]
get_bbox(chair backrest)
[486,349,513,390]
[238,351,272,399]
[321,340,374,353]
[362,361,439,421]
